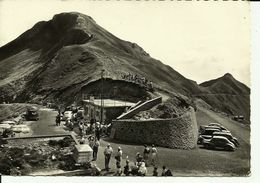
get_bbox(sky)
[0,0,251,86]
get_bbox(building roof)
[83,99,135,107]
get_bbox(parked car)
[197,128,221,144]
[61,111,73,121]
[25,107,39,121]
[212,131,239,147]
[203,136,236,151]
[208,123,230,133]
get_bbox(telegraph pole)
[100,69,105,124]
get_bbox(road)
[28,108,69,136]
[25,106,250,176]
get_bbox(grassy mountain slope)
[198,73,250,120]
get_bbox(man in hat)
[104,143,113,171]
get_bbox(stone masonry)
[111,107,198,149]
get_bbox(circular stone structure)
[111,107,198,149]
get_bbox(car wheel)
[204,144,209,149]
[224,145,234,151]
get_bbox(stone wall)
[111,107,198,149]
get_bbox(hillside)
[198,73,250,120]
[0,12,200,103]
[0,12,250,120]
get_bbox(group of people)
[121,73,154,91]
[101,143,172,176]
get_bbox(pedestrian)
[115,164,123,176]
[138,162,147,176]
[95,122,101,140]
[93,139,100,161]
[165,169,173,176]
[124,159,131,176]
[79,136,86,144]
[161,165,167,176]
[152,166,158,176]
[104,143,113,171]
[143,144,150,165]
[136,152,143,166]
[151,144,158,166]
[115,147,123,164]
[56,115,60,126]
[79,122,84,136]
[88,136,95,149]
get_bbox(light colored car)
[62,111,72,121]
[197,128,221,144]
[203,136,236,151]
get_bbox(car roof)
[212,136,229,140]
[209,123,220,125]
[205,127,220,130]
[213,131,231,135]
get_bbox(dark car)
[197,128,221,144]
[203,136,236,151]
[25,107,39,121]
[212,131,239,147]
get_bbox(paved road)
[29,108,68,136]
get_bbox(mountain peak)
[52,12,96,26]
[223,73,234,79]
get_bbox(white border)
[2,1,260,183]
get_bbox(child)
[124,159,131,176]
[161,165,167,176]
[152,166,158,176]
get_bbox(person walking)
[56,115,60,126]
[95,122,101,140]
[151,144,158,166]
[143,144,150,165]
[104,143,113,171]
[92,139,100,161]
[115,147,123,164]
